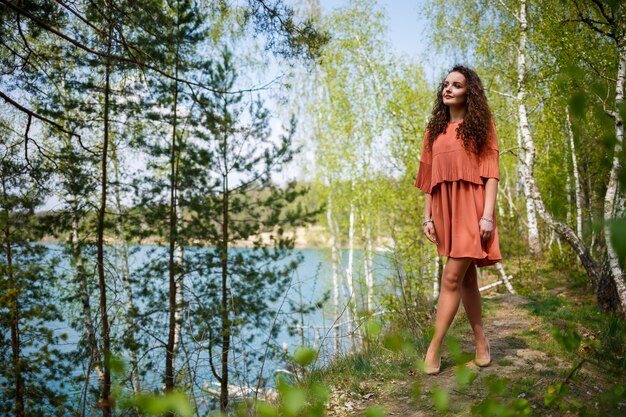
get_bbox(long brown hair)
[425,65,493,155]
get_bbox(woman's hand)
[423,220,438,244]
[479,216,494,243]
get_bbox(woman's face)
[442,71,467,109]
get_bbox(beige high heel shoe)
[424,349,442,375]
[474,339,491,367]
[425,355,442,375]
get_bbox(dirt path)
[395,293,564,416]
[327,292,612,416]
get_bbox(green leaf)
[455,364,478,388]
[309,382,329,403]
[610,218,626,262]
[293,346,317,367]
[366,319,382,340]
[108,355,126,376]
[365,405,387,417]
[431,387,449,412]
[484,374,508,396]
[411,381,421,400]
[282,387,307,416]
[568,92,586,118]
[382,332,403,351]
[133,391,193,417]
[544,383,569,406]
[550,323,581,352]
[256,401,279,417]
[446,336,473,365]
[512,397,531,413]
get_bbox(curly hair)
[425,65,493,156]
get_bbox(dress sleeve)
[414,130,432,193]
[479,121,500,180]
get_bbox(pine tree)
[184,47,320,411]
[0,121,74,417]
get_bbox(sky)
[317,0,451,85]
[269,0,453,184]
[40,0,453,210]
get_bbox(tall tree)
[567,0,626,313]
[424,0,625,313]
[0,120,74,417]
[184,47,319,411]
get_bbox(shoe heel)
[474,340,491,367]
[424,356,441,375]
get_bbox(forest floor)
[313,257,626,417]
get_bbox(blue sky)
[318,0,451,85]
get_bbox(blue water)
[33,243,392,412]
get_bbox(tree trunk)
[515,0,610,309]
[71,199,105,409]
[494,262,516,294]
[3,177,24,417]
[361,210,374,311]
[58,65,104,411]
[433,255,440,300]
[345,197,355,349]
[111,140,140,393]
[566,107,583,239]
[165,54,180,392]
[515,1,542,256]
[96,16,113,415]
[220,150,231,412]
[602,41,626,314]
[173,219,184,354]
[327,195,341,357]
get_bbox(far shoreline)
[35,225,394,252]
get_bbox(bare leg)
[424,257,474,369]
[460,262,489,360]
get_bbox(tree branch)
[580,54,617,82]
[565,17,614,38]
[590,0,615,26]
[0,90,76,138]
[496,0,522,24]
[0,0,265,95]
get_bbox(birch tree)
[426,0,626,313]
[566,0,626,313]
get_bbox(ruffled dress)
[414,120,502,267]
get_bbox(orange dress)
[414,120,502,267]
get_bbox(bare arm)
[424,192,432,221]
[482,178,498,218]
[422,192,437,244]
[479,178,498,242]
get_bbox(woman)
[414,65,502,375]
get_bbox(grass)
[519,290,626,374]
[308,338,418,394]
[300,253,626,416]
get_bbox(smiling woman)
[442,71,467,110]
[414,64,502,375]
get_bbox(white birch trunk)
[71,204,104,385]
[566,107,584,239]
[327,195,341,356]
[360,211,374,312]
[516,0,542,256]
[365,215,374,311]
[173,202,184,354]
[345,198,355,348]
[60,72,103,393]
[565,143,572,227]
[433,255,440,300]
[515,0,605,293]
[502,168,518,219]
[602,42,626,313]
[111,142,140,393]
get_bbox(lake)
[34,243,393,412]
